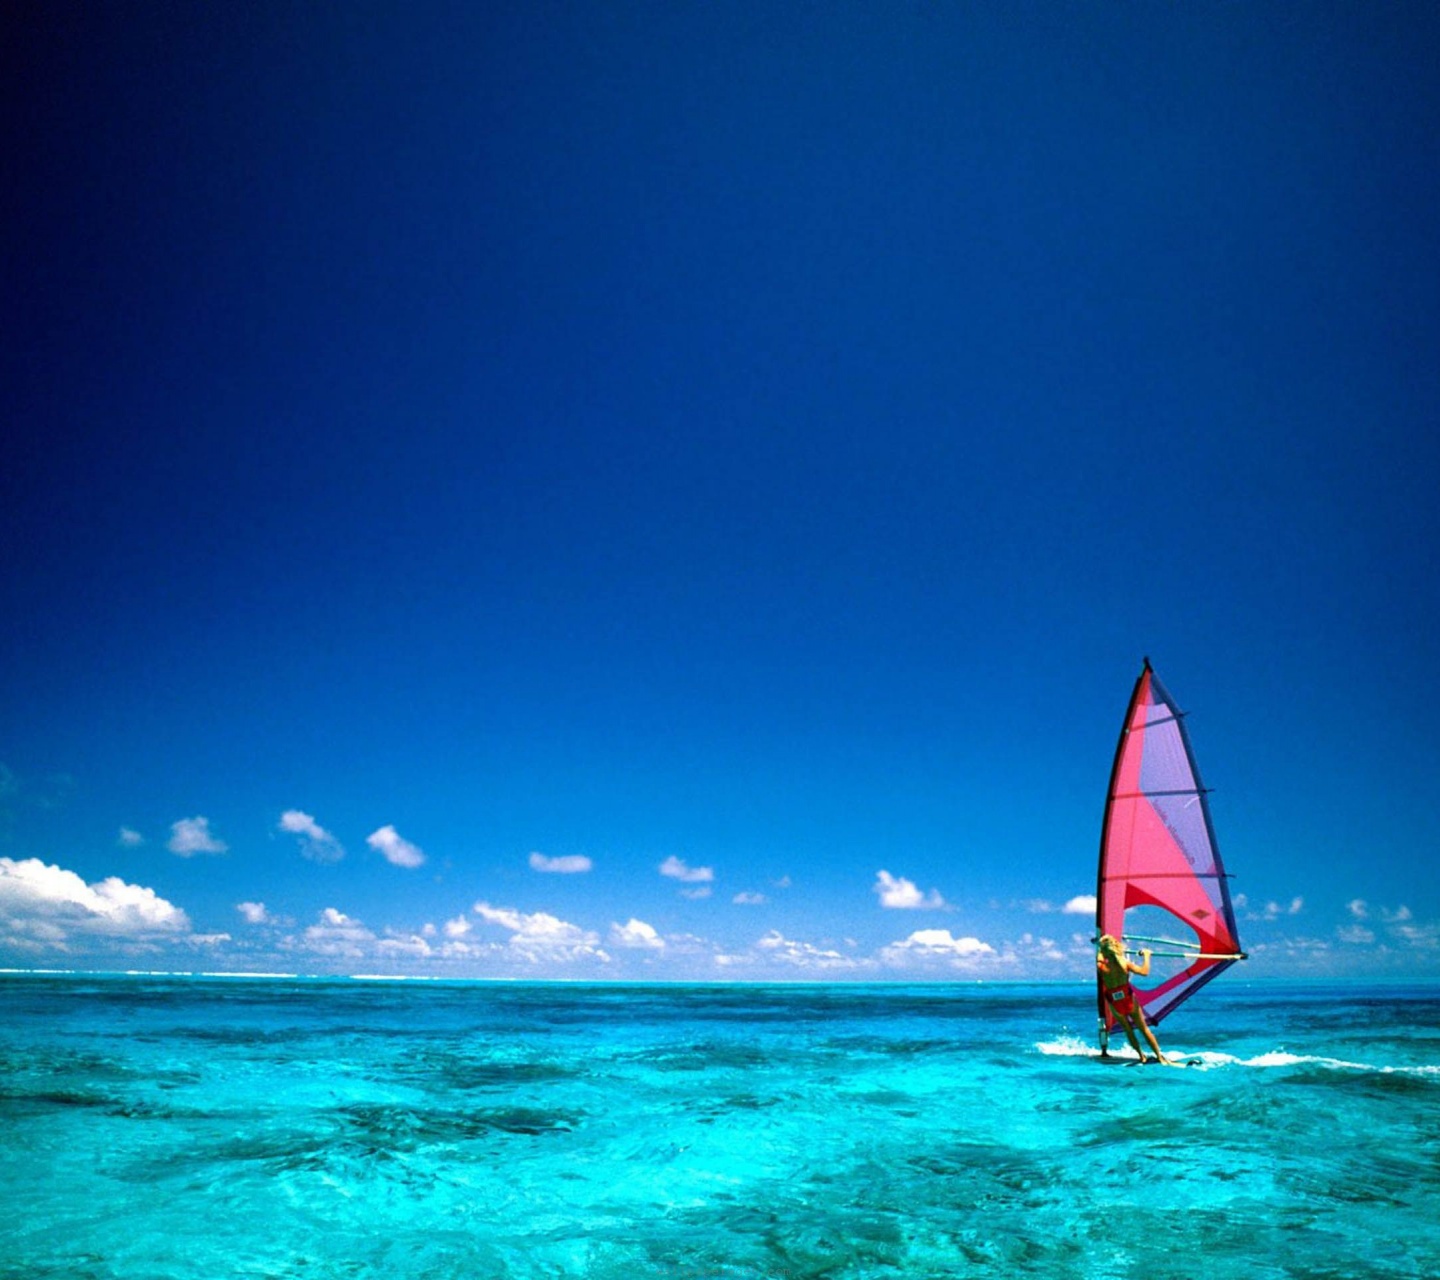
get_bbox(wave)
[1036,1035,1440,1076]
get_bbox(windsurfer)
[1096,935,1169,1064]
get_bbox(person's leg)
[1134,1009,1167,1064]
[1118,1015,1145,1061]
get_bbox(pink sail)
[1096,661,1245,1035]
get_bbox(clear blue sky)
[4,2,1437,980]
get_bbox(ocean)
[1,975,1436,1279]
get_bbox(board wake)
[1037,1036,1440,1076]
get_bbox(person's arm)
[1127,949,1152,977]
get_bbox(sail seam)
[1111,789,1209,799]
[1099,872,1232,881]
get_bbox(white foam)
[200,971,299,979]
[1230,1051,1439,1076]
[349,973,441,982]
[1036,1035,1102,1058]
[1036,1038,1440,1076]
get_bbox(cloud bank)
[879,928,997,969]
[0,856,203,953]
[473,901,608,964]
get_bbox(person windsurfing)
[1096,934,1169,1064]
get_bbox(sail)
[1096,660,1244,1031]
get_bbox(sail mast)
[1095,659,1152,1051]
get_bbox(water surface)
[2,975,1435,1278]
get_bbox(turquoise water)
[2,976,1437,1279]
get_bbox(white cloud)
[473,901,608,964]
[1258,897,1305,921]
[168,816,227,857]
[610,918,665,950]
[1337,924,1375,945]
[660,856,713,884]
[873,870,945,910]
[1247,935,1335,968]
[529,851,593,874]
[880,929,997,970]
[118,827,145,848]
[898,929,994,957]
[0,856,193,952]
[296,907,376,958]
[707,926,1086,977]
[1022,895,1092,915]
[1340,901,1429,943]
[1345,904,1436,952]
[280,907,495,965]
[366,825,425,869]
[754,929,861,972]
[236,901,293,930]
[279,810,344,864]
[680,886,712,900]
[1015,931,1068,963]
[733,891,766,905]
[1393,920,1439,949]
[376,930,434,959]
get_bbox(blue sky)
[3,2,1438,981]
